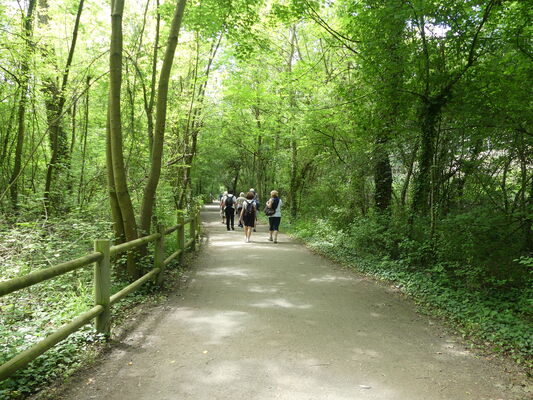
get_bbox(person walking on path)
[240,191,257,243]
[266,190,282,243]
[220,191,228,224]
[224,190,237,231]
[249,188,260,232]
[235,192,246,228]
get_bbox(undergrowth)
[0,216,188,400]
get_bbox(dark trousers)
[225,208,235,229]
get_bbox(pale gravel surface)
[55,204,527,400]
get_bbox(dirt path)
[56,204,523,400]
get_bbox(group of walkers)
[219,188,282,243]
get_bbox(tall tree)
[8,0,37,210]
[366,0,406,213]
[108,0,139,277]
[42,0,86,214]
[411,0,499,216]
[139,0,187,235]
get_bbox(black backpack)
[244,200,255,216]
[225,195,234,207]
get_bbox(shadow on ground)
[53,204,523,400]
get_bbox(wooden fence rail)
[0,210,202,382]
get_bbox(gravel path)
[56,204,523,400]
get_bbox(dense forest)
[0,0,531,397]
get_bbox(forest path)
[57,204,518,400]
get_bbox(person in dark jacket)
[223,190,236,230]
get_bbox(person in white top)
[220,191,228,224]
[266,190,282,243]
[235,192,246,227]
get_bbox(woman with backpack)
[240,192,257,243]
[249,188,260,232]
[266,190,282,243]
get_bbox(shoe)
[231,227,235,230]
[268,237,273,241]
[274,240,278,243]
[227,228,230,231]
[253,228,256,232]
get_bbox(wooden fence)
[0,211,202,381]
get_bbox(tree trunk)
[400,144,417,208]
[287,25,298,219]
[139,0,187,235]
[108,0,139,277]
[106,110,125,243]
[78,76,90,208]
[412,99,441,215]
[374,137,393,211]
[289,138,298,219]
[410,1,496,217]
[146,0,160,154]
[42,0,85,214]
[176,32,222,211]
[9,0,37,211]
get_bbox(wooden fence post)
[155,223,165,286]
[190,214,196,251]
[196,208,201,240]
[94,239,111,336]
[177,213,185,264]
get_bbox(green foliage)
[0,215,188,398]
[0,0,531,395]
[0,328,106,399]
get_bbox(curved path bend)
[57,204,521,400]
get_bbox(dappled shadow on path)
[58,203,517,400]
[169,307,250,345]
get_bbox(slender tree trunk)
[146,0,160,154]
[78,76,90,207]
[253,103,266,201]
[368,0,405,213]
[1,95,18,175]
[232,167,240,194]
[106,110,125,243]
[517,129,532,252]
[139,0,187,235]
[9,0,37,210]
[109,0,139,277]
[400,144,417,208]
[42,0,85,214]
[412,100,441,215]
[287,25,298,219]
[374,137,393,211]
[289,138,298,219]
[177,31,222,210]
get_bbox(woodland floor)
[49,204,526,400]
